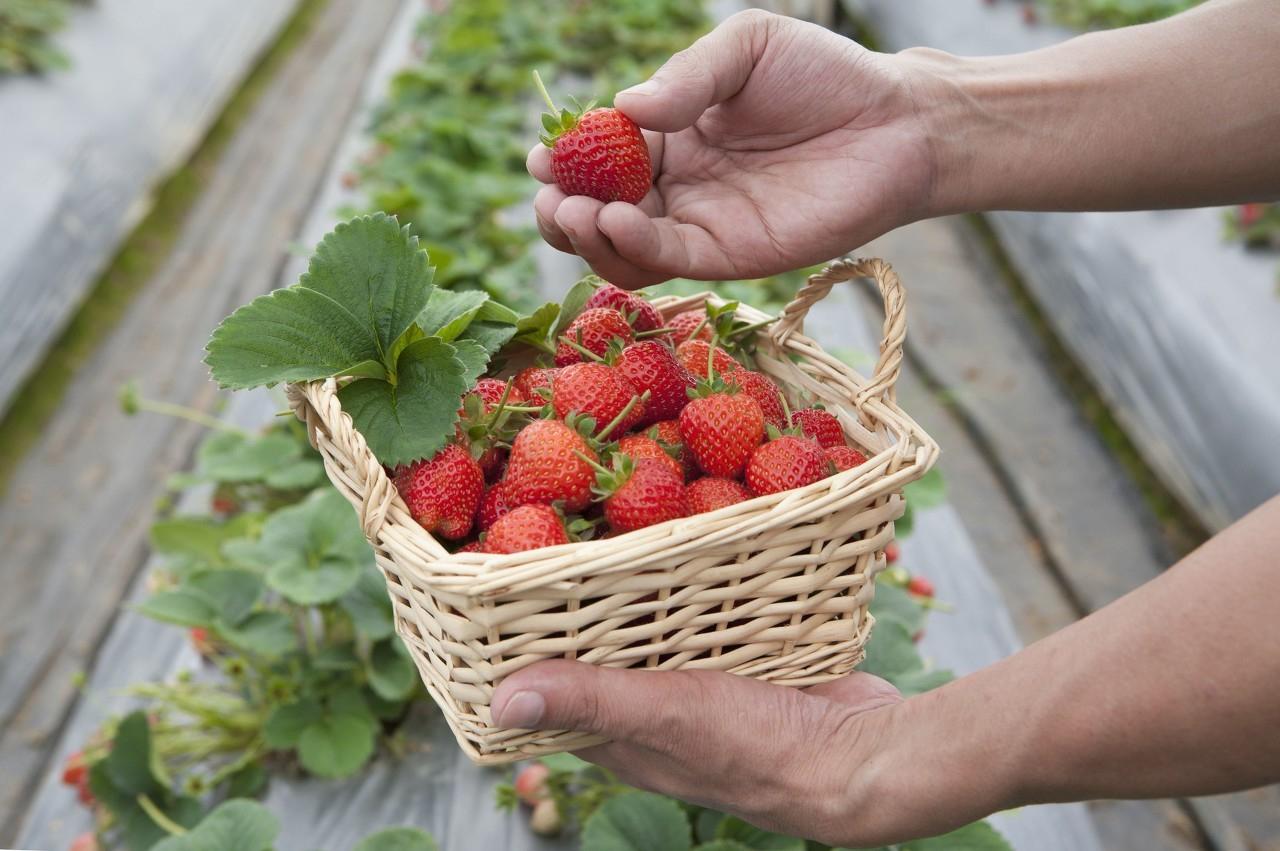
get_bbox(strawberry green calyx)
[534,70,596,147]
[578,451,635,500]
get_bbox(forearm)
[897,0,1280,215]
[864,495,1280,832]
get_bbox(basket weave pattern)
[286,258,938,764]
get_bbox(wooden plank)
[0,0,403,839]
[0,0,301,416]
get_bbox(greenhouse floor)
[2,1,1276,849]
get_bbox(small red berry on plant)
[535,72,651,205]
[392,444,485,540]
[189,627,213,658]
[514,762,551,806]
[907,575,936,598]
[884,541,900,564]
[61,751,87,787]
[483,504,571,554]
[686,477,752,514]
[745,435,833,496]
[554,307,635,366]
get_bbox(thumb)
[491,659,705,749]
[614,9,774,133]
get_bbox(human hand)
[491,660,940,846]
[529,10,936,287]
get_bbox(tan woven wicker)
[286,257,938,764]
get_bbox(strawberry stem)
[574,450,612,476]
[595,391,647,443]
[725,316,777,339]
[634,327,675,338]
[532,70,557,114]
[560,336,607,363]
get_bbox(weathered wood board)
[0,0,299,416]
[848,0,1280,532]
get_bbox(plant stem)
[128,395,250,436]
[137,793,188,836]
[595,391,648,443]
[634,327,675,338]
[532,70,557,113]
[561,337,605,363]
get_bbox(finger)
[597,203,732,281]
[615,8,774,133]
[527,143,553,183]
[533,184,574,254]
[554,196,670,287]
[804,672,903,710]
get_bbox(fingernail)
[619,79,660,98]
[494,690,545,728]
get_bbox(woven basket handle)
[770,256,906,408]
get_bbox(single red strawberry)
[189,627,213,658]
[552,362,646,437]
[514,366,557,401]
[584,281,662,332]
[791,407,845,449]
[686,477,752,514]
[616,434,684,481]
[826,445,868,472]
[554,307,635,366]
[745,435,834,496]
[466,377,522,409]
[616,340,695,425]
[907,575,935,598]
[477,482,514,531]
[392,444,485,540]
[536,73,651,205]
[676,339,740,379]
[483,504,571,554]
[457,378,528,479]
[649,420,698,480]
[678,388,764,478]
[884,541,900,564]
[594,457,688,533]
[727,370,788,430]
[667,309,713,346]
[61,751,87,787]
[514,762,551,805]
[504,419,599,512]
[1240,203,1267,228]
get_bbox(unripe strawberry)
[791,407,845,449]
[666,309,713,346]
[826,445,868,472]
[555,307,635,366]
[676,339,739,379]
[552,362,646,436]
[599,458,688,533]
[505,419,598,512]
[679,391,764,478]
[616,434,684,481]
[727,370,788,430]
[483,504,571,554]
[585,282,662,331]
[686,477,751,514]
[530,798,563,837]
[392,445,485,540]
[745,436,833,496]
[616,340,695,425]
[514,762,551,805]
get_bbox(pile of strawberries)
[390,283,869,555]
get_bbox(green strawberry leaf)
[694,843,753,851]
[366,638,416,701]
[870,578,927,636]
[104,712,159,796]
[297,713,377,778]
[264,699,324,748]
[552,275,601,337]
[152,799,280,851]
[475,299,520,325]
[418,288,489,340]
[714,817,805,850]
[149,516,237,566]
[538,751,591,774]
[451,337,493,379]
[353,828,440,851]
[194,432,302,483]
[338,337,475,467]
[206,213,433,389]
[905,467,947,509]
[264,458,326,490]
[218,611,298,658]
[458,320,518,356]
[581,791,693,851]
[859,618,922,681]
[225,761,268,799]
[135,590,217,628]
[341,569,395,641]
[186,569,263,626]
[904,820,1014,850]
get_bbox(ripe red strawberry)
[745,435,833,496]
[648,420,697,480]
[598,458,688,533]
[554,307,635,366]
[504,419,599,512]
[667,309,713,346]
[907,575,936,598]
[477,482,514,531]
[61,751,87,787]
[826,445,868,472]
[536,74,651,205]
[686,477,751,514]
[616,340,694,425]
[585,282,662,332]
[616,434,684,481]
[884,541,900,564]
[676,339,739,379]
[727,370,788,430]
[392,444,485,540]
[679,390,764,478]
[457,541,484,554]
[552,362,645,436]
[791,407,845,448]
[466,377,522,409]
[458,378,527,478]
[514,762,551,805]
[514,366,557,401]
[483,504,571,554]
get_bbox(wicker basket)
[286,257,938,764]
